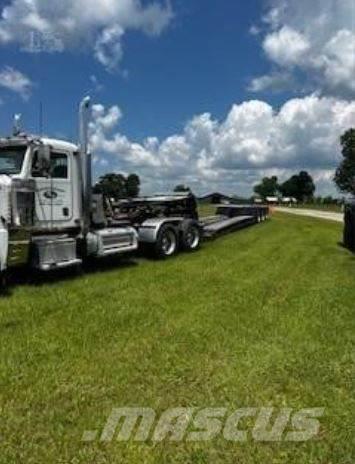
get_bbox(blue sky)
[0,0,354,195]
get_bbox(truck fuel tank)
[87,227,138,258]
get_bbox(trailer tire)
[154,224,178,259]
[180,220,201,252]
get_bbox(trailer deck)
[200,203,269,238]
[201,215,256,238]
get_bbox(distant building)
[281,197,297,206]
[199,192,234,204]
[265,196,279,205]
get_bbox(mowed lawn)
[1,213,354,463]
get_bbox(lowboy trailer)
[201,204,269,238]
[0,97,269,287]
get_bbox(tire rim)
[161,230,177,255]
[186,227,200,249]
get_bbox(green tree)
[323,195,335,205]
[94,173,128,200]
[279,176,299,198]
[334,128,355,195]
[174,184,191,193]
[298,171,316,202]
[94,173,141,200]
[280,171,315,202]
[253,176,279,199]
[126,174,140,198]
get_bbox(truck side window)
[51,152,68,179]
[31,150,50,178]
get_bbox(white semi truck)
[0,97,140,286]
[0,97,269,288]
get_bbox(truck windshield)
[0,146,26,175]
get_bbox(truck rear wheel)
[154,224,178,259]
[180,220,201,251]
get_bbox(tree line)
[93,129,354,202]
[93,173,140,200]
[254,171,315,202]
[254,128,355,201]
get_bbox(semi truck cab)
[0,137,81,230]
[0,98,139,280]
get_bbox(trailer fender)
[138,217,183,244]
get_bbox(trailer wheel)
[180,220,201,252]
[154,224,178,259]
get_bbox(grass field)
[1,213,354,463]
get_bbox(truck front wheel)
[154,225,178,259]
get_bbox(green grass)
[1,213,354,463]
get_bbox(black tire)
[180,220,201,252]
[0,271,8,293]
[344,206,355,251]
[153,224,178,259]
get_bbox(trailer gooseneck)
[0,97,269,288]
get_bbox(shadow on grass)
[0,255,139,298]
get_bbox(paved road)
[275,207,344,223]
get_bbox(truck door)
[32,149,73,228]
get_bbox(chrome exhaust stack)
[13,114,22,136]
[79,96,92,234]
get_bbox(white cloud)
[320,30,355,93]
[0,66,33,100]
[89,95,355,195]
[249,25,261,36]
[94,25,124,71]
[90,75,104,93]
[248,72,293,93]
[252,0,355,97]
[263,26,310,67]
[91,104,123,131]
[0,0,173,70]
